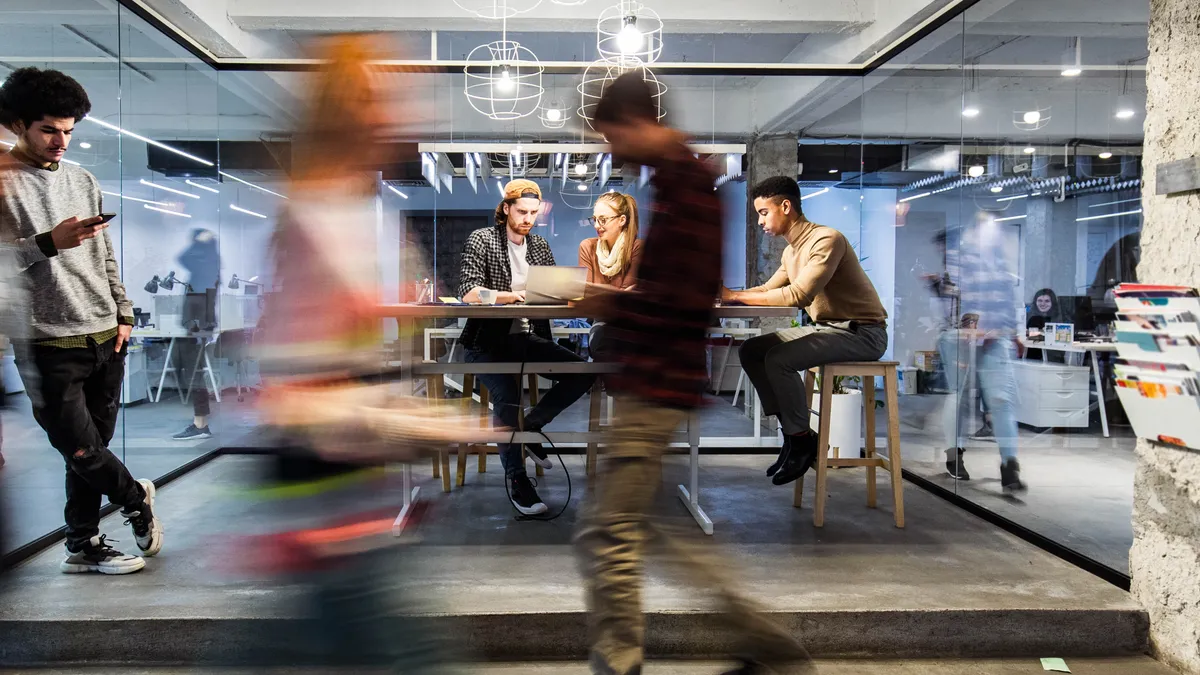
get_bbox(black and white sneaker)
[122,478,164,557]
[172,424,212,440]
[970,422,995,441]
[509,475,549,516]
[524,442,554,470]
[61,535,145,575]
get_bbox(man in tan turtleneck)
[722,176,888,487]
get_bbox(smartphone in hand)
[96,213,117,225]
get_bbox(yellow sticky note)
[438,297,461,304]
[1041,658,1070,673]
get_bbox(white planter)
[811,390,862,459]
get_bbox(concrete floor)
[893,394,1136,574]
[0,453,1146,665]
[0,658,1180,674]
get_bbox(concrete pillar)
[1131,2,1200,674]
[1023,156,1053,293]
[745,134,798,293]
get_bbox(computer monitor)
[1055,295,1097,332]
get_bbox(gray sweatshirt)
[0,153,132,339]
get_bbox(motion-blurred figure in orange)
[574,73,816,675]
[243,35,463,671]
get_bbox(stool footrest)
[825,458,888,469]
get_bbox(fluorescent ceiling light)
[961,106,980,118]
[101,190,167,206]
[995,214,1026,222]
[899,192,931,203]
[79,142,92,149]
[386,185,409,199]
[144,204,190,218]
[1061,67,1082,77]
[828,168,839,174]
[1076,208,1142,222]
[990,185,1003,193]
[1023,147,1036,154]
[1098,151,1114,159]
[1115,109,1136,120]
[801,188,829,200]
[995,194,1029,202]
[230,204,267,219]
[85,116,214,167]
[185,179,220,194]
[218,171,288,200]
[1089,197,1142,209]
[140,179,199,199]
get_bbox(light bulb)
[496,67,514,93]
[574,163,587,176]
[1099,151,1113,160]
[961,106,980,118]
[1023,147,1036,154]
[79,142,92,149]
[968,165,985,178]
[576,183,588,192]
[990,185,1003,193]
[1061,67,1082,77]
[1115,109,1135,120]
[828,168,839,174]
[546,107,563,122]
[1023,110,1041,125]
[617,17,644,54]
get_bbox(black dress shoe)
[766,436,793,477]
[771,432,818,486]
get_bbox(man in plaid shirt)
[458,179,595,516]
[574,73,814,675]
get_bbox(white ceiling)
[0,0,1149,147]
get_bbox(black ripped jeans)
[15,337,145,551]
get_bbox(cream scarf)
[596,232,628,278]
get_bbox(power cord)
[499,339,574,522]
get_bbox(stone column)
[1131,2,1200,674]
[745,133,798,336]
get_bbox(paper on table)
[1041,657,1071,672]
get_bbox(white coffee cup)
[478,289,497,305]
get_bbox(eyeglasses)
[588,215,623,226]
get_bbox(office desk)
[379,303,796,535]
[1019,338,1118,437]
[132,328,221,404]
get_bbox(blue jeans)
[937,332,1018,462]
[466,333,595,478]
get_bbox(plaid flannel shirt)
[457,224,556,351]
[607,149,723,409]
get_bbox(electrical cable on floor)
[499,342,573,522]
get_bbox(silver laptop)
[525,266,587,305]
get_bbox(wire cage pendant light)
[465,40,545,120]
[578,57,667,129]
[452,0,543,19]
[597,1,664,64]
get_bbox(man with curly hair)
[0,67,163,574]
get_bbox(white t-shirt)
[508,237,531,334]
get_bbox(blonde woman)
[578,192,644,361]
[579,191,643,290]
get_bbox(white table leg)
[1090,349,1110,438]
[753,384,762,439]
[392,464,422,536]
[154,338,175,403]
[204,348,221,403]
[676,411,713,535]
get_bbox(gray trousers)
[739,322,888,435]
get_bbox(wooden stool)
[794,361,904,528]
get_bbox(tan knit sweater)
[749,220,887,324]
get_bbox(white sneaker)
[61,535,145,575]
[122,478,164,557]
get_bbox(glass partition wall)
[2,0,1146,579]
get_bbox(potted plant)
[810,372,862,460]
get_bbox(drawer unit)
[1014,361,1092,428]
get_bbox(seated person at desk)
[458,179,595,516]
[1024,287,1064,362]
[722,176,888,487]
[578,191,643,361]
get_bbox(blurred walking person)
[246,35,463,671]
[574,73,815,675]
